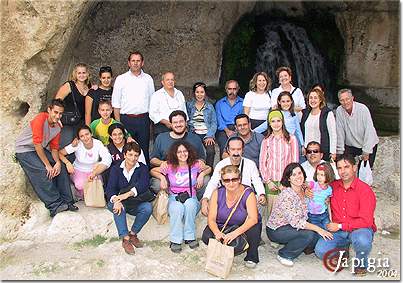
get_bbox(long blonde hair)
[69,63,90,86]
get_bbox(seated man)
[15,99,77,217]
[150,110,208,199]
[301,141,339,182]
[222,113,264,169]
[149,71,188,139]
[315,153,377,276]
[215,80,244,158]
[105,142,153,255]
[201,136,266,217]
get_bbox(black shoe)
[68,203,79,211]
[303,247,315,255]
[50,204,69,217]
[185,240,199,249]
[170,242,182,253]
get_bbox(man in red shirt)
[15,99,78,217]
[314,153,376,276]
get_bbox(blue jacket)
[105,160,150,201]
[186,99,217,139]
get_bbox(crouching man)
[106,142,152,255]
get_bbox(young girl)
[255,91,304,152]
[307,162,335,230]
[85,66,113,125]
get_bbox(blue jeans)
[266,225,317,260]
[16,150,74,215]
[168,195,200,244]
[308,210,330,230]
[315,228,374,268]
[107,201,152,238]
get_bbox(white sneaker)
[245,260,257,269]
[277,255,294,266]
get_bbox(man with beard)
[200,136,266,216]
[150,110,208,198]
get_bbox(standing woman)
[150,141,211,253]
[259,110,299,220]
[186,82,217,168]
[85,66,113,126]
[271,67,306,118]
[55,63,92,148]
[243,72,273,129]
[300,86,337,161]
[59,125,112,200]
[266,163,333,266]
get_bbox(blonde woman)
[55,63,93,147]
[243,72,273,129]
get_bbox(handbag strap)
[188,164,192,196]
[220,187,247,233]
[68,81,79,112]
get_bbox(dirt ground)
[0,227,399,280]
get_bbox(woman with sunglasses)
[300,85,337,161]
[85,66,114,126]
[151,141,211,253]
[186,82,217,168]
[201,165,262,269]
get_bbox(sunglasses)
[222,177,240,184]
[307,149,320,154]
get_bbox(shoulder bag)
[60,81,82,126]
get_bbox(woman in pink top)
[259,110,299,221]
[151,141,211,253]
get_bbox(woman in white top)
[271,67,306,119]
[59,125,112,200]
[243,72,273,130]
[300,86,337,161]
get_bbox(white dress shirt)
[202,157,265,200]
[149,87,188,123]
[112,70,155,114]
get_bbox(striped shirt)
[192,105,208,135]
[259,134,299,182]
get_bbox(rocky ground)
[0,203,400,281]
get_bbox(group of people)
[15,50,379,276]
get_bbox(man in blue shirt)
[215,80,244,158]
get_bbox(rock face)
[0,1,399,238]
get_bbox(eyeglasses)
[100,66,112,73]
[222,177,240,184]
[307,149,320,154]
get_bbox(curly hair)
[166,141,198,168]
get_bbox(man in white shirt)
[201,136,266,216]
[149,71,188,139]
[301,141,339,182]
[336,89,379,168]
[112,51,155,163]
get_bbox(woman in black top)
[85,66,113,126]
[55,62,92,148]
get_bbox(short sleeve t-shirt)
[87,87,113,121]
[307,181,333,214]
[243,91,272,120]
[160,163,202,196]
[90,118,116,145]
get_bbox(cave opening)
[220,8,345,104]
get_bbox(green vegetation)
[220,14,256,97]
[73,235,108,249]
[32,262,60,277]
[95,259,105,268]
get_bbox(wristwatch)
[337,223,342,230]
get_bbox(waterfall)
[256,21,331,97]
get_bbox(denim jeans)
[315,228,374,268]
[196,133,215,168]
[107,201,152,238]
[308,210,330,230]
[16,150,74,215]
[168,195,200,244]
[202,222,262,263]
[266,224,317,260]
